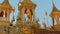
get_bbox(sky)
[0,0,60,28]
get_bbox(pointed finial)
[18,0,22,6]
[23,0,32,3]
[52,0,55,7]
[44,10,47,16]
[52,0,58,12]
[52,0,56,9]
[4,0,8,1]
[13,7,15,12]
[19,0,21,2]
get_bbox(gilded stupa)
[17,0,40,34]
[0,0,13,24]
[50,1,60,31]
[0,0,16,34]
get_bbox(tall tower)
[17,0,40,34]
[0,0,13,26]
[50,1,60,31]
[18,0,36,23]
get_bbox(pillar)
[55,16,59,24]
[52,18,55,30]
[20,8,25,23]
[32,9,36,23]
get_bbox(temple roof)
[23,0,36,6]
[50,1,60,18]
[1,0,9,5]
[22,0,33,3]
[52,1,59,12]
[21,0,36,8]
[18,0,36,10]
[0,0,13,11]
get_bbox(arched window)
[25,8,33,21]
[25,8,33,15]
[0,10,7,17]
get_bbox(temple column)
[7,10,10,22]
[32,9,35,22]
[52,18,54,27]
[52,18,55,30]
[19,8,25,23]
[55,15,59,24]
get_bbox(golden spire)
[1,0,13,12]
[5,0,8,1]
[22,0,33,3]
[19,0,21,2]
[52,0,59,12]
[2,0,9,5]
[50,0,59,17]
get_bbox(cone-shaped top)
[22,0,35,4]
[1,0,12,9]
[2,0,9,5]
[50,1,60,17]
[18,0,36,9]
[23,0,31,2]
[0,0,13,11]
[52,0,59,12]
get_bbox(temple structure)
[0,0,17,34]
[50,1,60,31]
[17,0,40,34]
[0,0,13,26]
[0,0,40,34]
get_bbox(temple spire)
[2,0,9,5]
[52,0,58,12]
[23,0,32,3]
[4,0,9,3]
[19,0,21,2]
[5,0,8,1]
